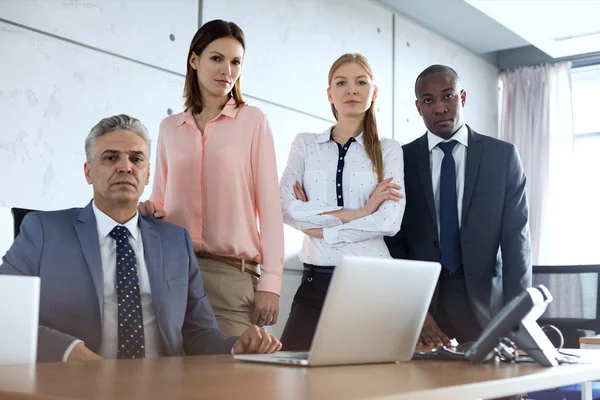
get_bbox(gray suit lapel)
[74,201,104,320]
[415,134,438,232]
[140,217,163,321]
[462,127,483,224]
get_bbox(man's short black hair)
[414,65,460,97]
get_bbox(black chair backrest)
[11,208,39,239]
[533,264,600,347]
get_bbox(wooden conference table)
[2,349,600,400]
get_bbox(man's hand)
[233,325,282,354]
[67,343,104,362]
[252,291,280,326]
[138,200,166,219]
[417,312,452,347]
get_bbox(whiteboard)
[0,0,198,74]
[203,0,394,137]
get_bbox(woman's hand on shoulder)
[138,200,166,219]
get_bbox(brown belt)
[194,251,262,279]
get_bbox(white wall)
[0,0,197,75]
[0,0,498,339]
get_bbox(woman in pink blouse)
[139,20,284,336]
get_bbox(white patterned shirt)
[280,127,406,266]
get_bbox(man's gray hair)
[85,114,151,162]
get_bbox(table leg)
[582,381,593,400]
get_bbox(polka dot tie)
[109,225,145,359]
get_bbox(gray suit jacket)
[385,126,532,328]
[0,201,237,362]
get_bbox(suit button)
[433,241,439,249]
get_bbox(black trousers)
[280,264,334,351]
[433,268,482,344]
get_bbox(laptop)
[0,275,40,365]
[235,255,441,366]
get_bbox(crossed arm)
[280,138,406,244]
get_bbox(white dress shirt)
[280,128,406,266]
[93,203,163,359]
[428,124,469,234]
[63,203,164,361]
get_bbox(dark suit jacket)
[0,201,237,362]
[385,126,532,328]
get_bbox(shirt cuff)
[323,226,344,247]
[255,272,282,294]
[62,340,84,362]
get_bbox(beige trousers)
[195,256,257,336]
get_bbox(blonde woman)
[279,53,406,350]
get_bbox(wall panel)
[0,0,197,74]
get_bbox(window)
[552,66,600,264]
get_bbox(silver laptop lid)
[0,275,40,365]
[308,256,440,366]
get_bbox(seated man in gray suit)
[385,65,532,346]
[0,115,281,362]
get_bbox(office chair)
[533,264,600,348]
[527,264,600,400]
[11,208,39,239]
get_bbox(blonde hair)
[328,53,384,182]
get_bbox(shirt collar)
[92,201,140,241]
[316,126,364,147]
[315,127,333,143]
[427,124,469,152]
[176,97,241,127]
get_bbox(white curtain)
[499,62,574,265]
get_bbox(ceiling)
[375,0,600,60]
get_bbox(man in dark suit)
[0,114,281,362]
[385,65,532,346]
